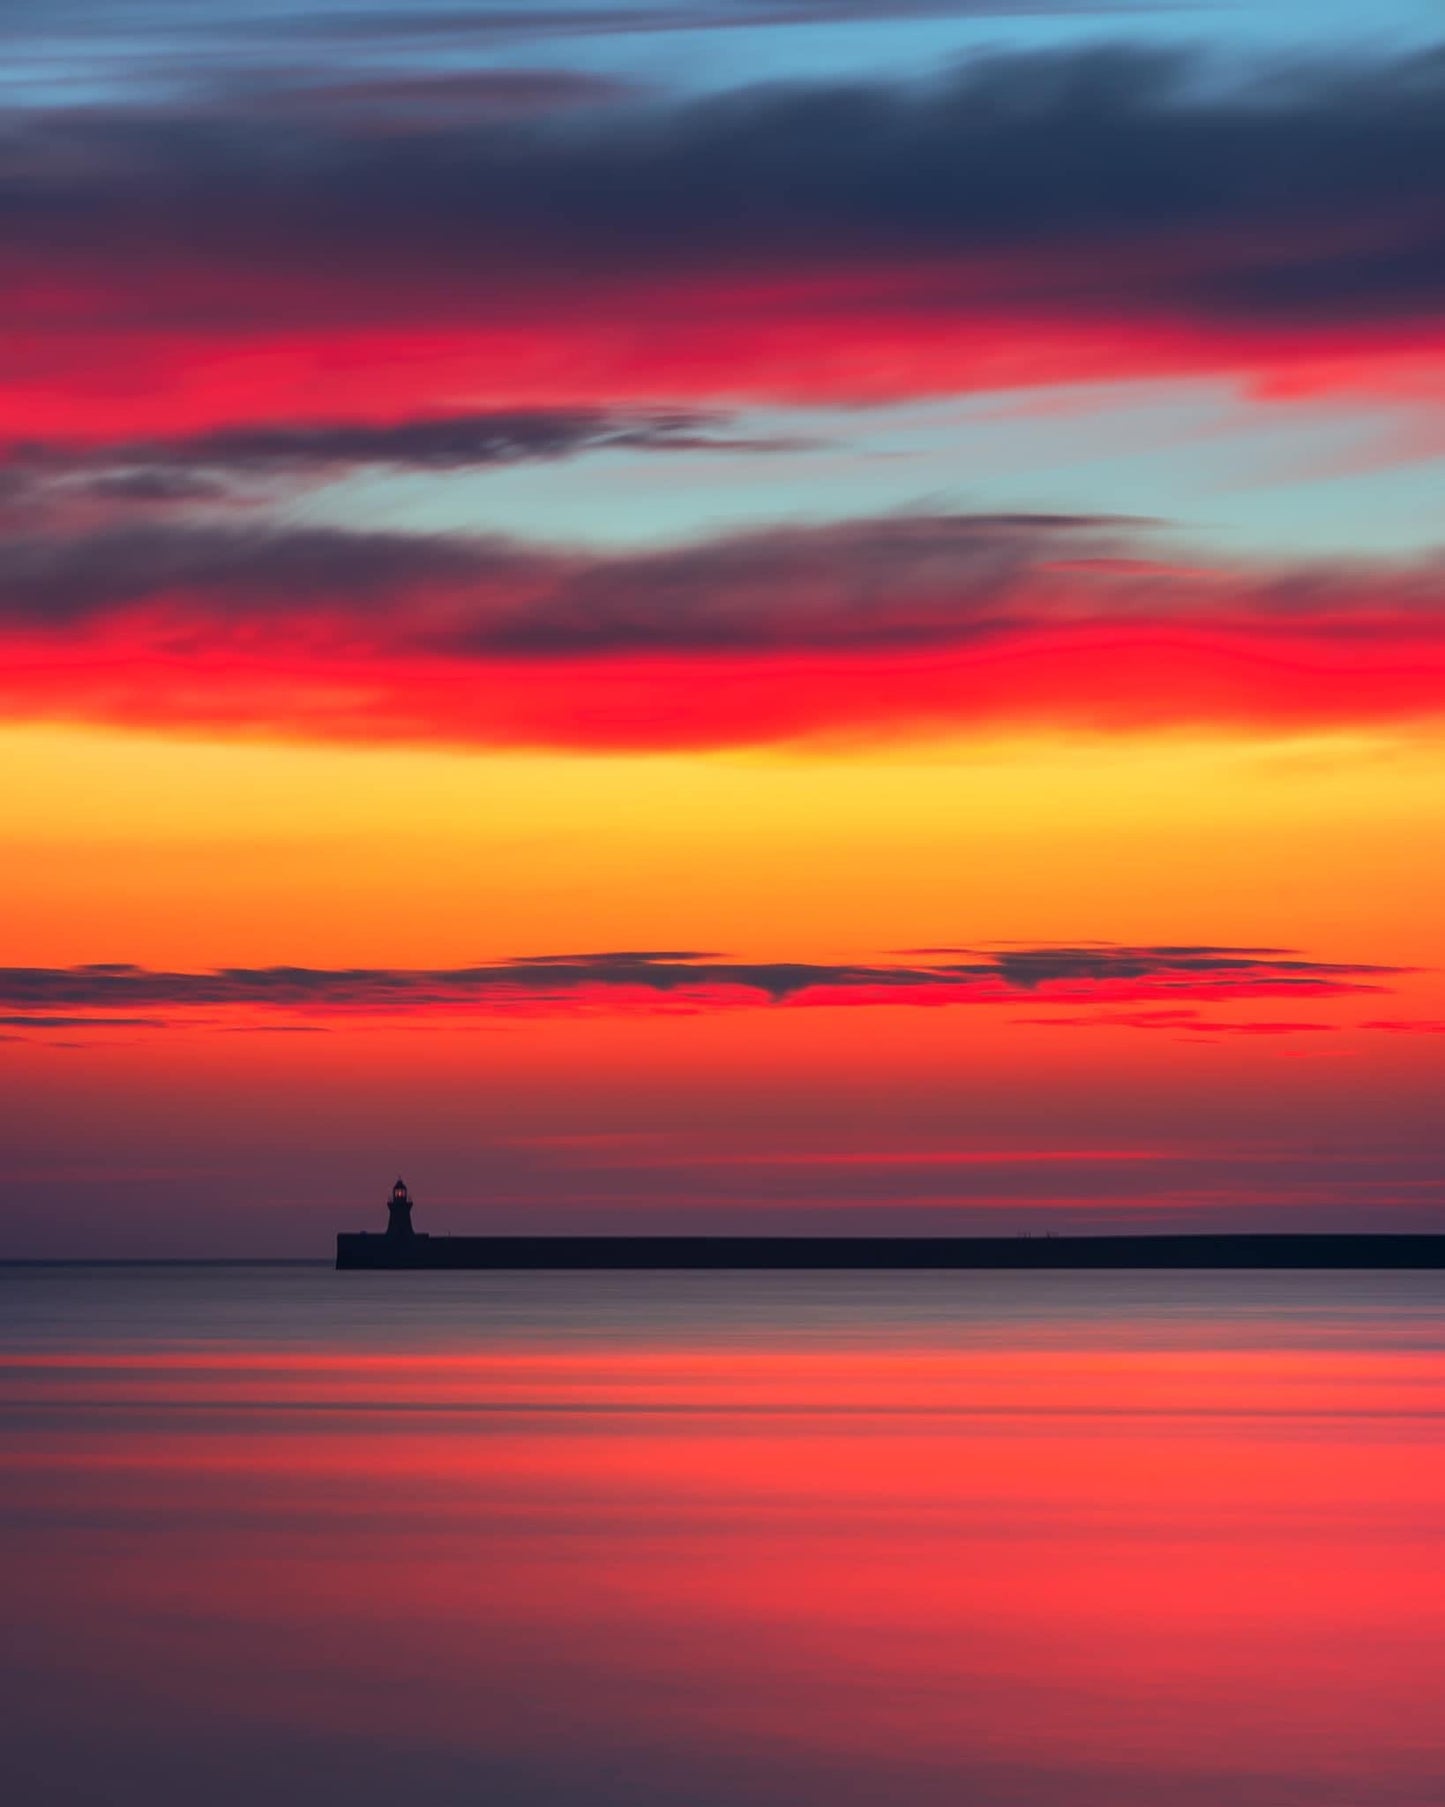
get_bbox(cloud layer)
[2,510,1441,745]
[3,42,1442,749]
[4,45,1442,434]
[0,945,1398,1024]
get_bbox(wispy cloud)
[1016,1008,1342,1036]
[2,407,800,506]
[0,0,1186,50]
[0,945,1399,1023]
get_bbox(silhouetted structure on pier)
[336,1186,1445,1271]
[336,1177,433,1262]
[386,1178,416,1241]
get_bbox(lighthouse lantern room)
[386,1178,415,1240]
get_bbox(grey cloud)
[1,45,1440,329]
[4,406,799,502]
[0,511,1439,653]
[0,946,1398,1015]
[0,1013,167,1027]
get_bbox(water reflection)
[2,1269,1442,1806]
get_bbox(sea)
[2,1264,1442,1806]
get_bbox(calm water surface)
[2,1266,1442,1806]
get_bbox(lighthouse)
[386,1177,416,1240]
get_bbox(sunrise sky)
[2,0,1442,1254]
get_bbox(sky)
[1,0,1442,1254]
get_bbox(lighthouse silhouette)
[386,1178,415,1240]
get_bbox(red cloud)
[6,273,1442,457]
[1017,1010,1342,1037]
[1,48,1442,435]
[1,513,1441,747]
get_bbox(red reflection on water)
[2,1328,1443,1807]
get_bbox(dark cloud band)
[0,508,1438,643]
[0,45,1441,354]
[4,408,793,492]
[0,946,1399,1019]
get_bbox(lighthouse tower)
[386,1177,415,1240]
